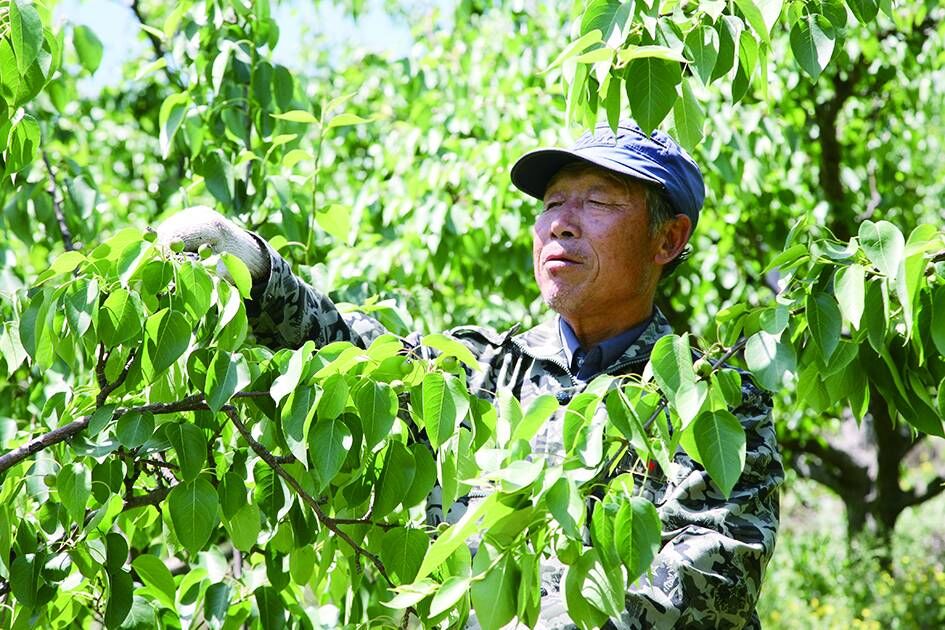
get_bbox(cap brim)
[510,148,664,200]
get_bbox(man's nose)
[548,204,581,239]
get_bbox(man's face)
[532,166,661,323]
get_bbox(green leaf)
[806,292,842,362]
[64,278,98,337]
[510,394,558,443]
[580,0,632,40]
[859,220,905,281]
[50,250,86,274]
[625,57,682,134]
[326,112,372,128]
[314,203,351,243]
[734,0,772,41]
[649,334,696,397]
[835,264,866,329]
[73,25,103,74]
[316,372,349,420]
[131,554,176,609]
[58,462,91,524]
[744,331,795,391]
[421,333,481,371]
[404,443,437,508]
[282,388,315,465]
[200,150,234,206]
[270,341,314,406]
[10,0,43,74]
[684,25,719,85]
[254,586,286,630]
[847,0,879,23]
[116,411,155,449]
[790,13,835,80]
[168,477,219,553]
[614,496,662,583]
[271,109,320,124]
[289,544,316,585]
[422,372,469,449]
[220,252,253,299]
[143,309,191,379]
[863,280,888,352]
[679,410,746,498]
[99,288,144,348]
[430,576,471,618]
[673,78,704,152]
[10,553,43,608]
[177,261,213,321]
[225,504,260,552]
[166,422,208,482]
[932,286,945,357]
[105,570,133,628]
[158,93,189,159]
[307,417,352,491]
[547,29,604,72]
[380,527,429,585]
[546,477,584,539]
[563,552,610,629]
[470,543,518,630]
[373,441,416,518]
[204,352,248,413]
[204,583,230,630]
[355,381,398,450]
[415,494,516,581]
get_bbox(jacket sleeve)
[244,235,389,350]
[538,382,784,630]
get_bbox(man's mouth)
[543,251,583,269]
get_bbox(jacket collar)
[512,308,674,371]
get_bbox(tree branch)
[96,346,136,407]
[222,406,394,586]
[0,391,269,474]
[41,150,75,251]
[123,485,173,511]
[900,475,945,510]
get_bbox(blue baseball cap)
[510,120,705,233]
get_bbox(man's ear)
[654,214,692,265]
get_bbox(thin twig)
[223,407,394,586]
[41,149,75,251]
[96,348,136,407]
[0,390,269,474]
[123,485,173,511]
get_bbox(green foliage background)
[0,0,944,628]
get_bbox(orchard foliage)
[0,0,944,628]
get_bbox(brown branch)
[41,150,75,251]
[0,416,92,474]
[222,407,394,586]
[96,349,135,407]
[0,391,270,474]
[123,485,173,511]
[900,475,945,510]
[329,518,399,531]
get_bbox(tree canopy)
[0,0,944,628]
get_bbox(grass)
[758,472,945,629]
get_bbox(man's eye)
[542,201,561,212]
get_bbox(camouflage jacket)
[246,241,784,629]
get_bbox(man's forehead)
[543,163,643,198]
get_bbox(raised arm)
[156,206,386,350]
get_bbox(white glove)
[155,206,270,281]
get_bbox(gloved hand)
[155,206,270,282]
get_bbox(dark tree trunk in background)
[780,385,945,570]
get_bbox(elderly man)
[160,120,782,628]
